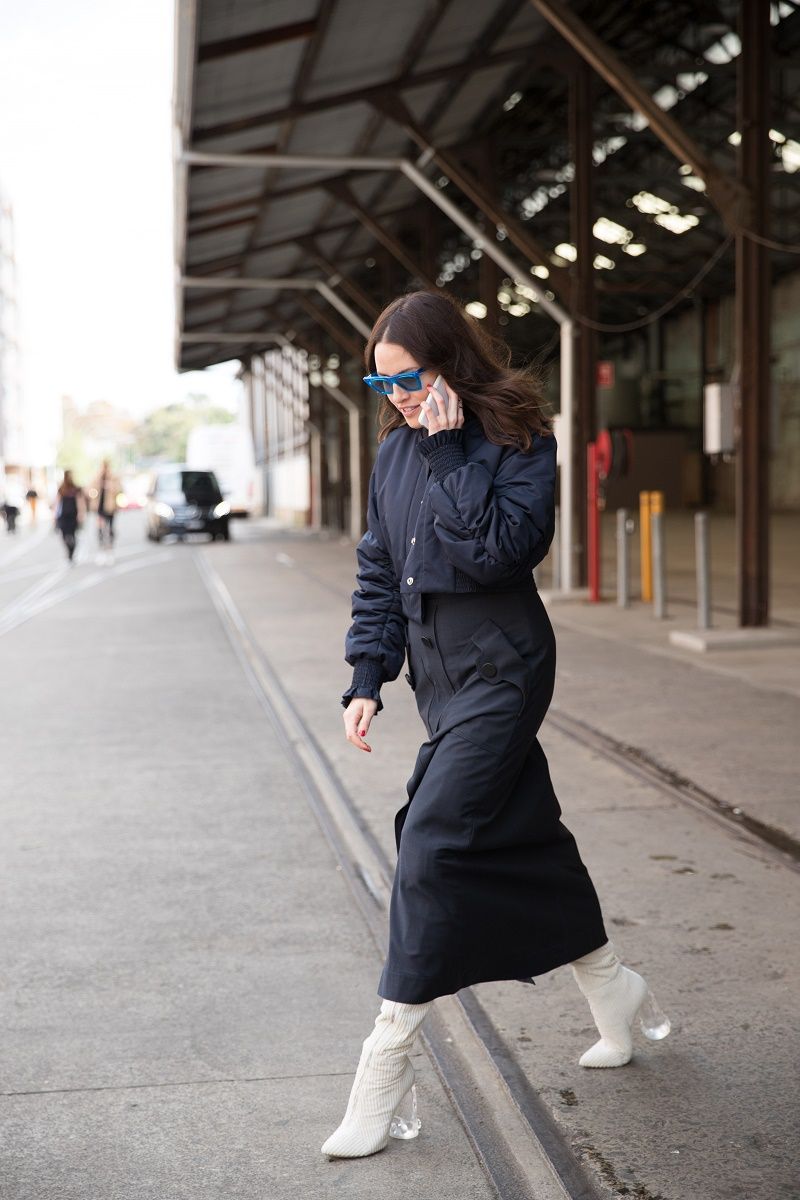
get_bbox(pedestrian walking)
[26,485,39,523]
[322,290,671,1160]
[90,460,122,561]
[54,471,85,563]
[2,478,23,533]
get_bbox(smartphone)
[418,374,447,428]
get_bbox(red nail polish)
[359,729,366,736]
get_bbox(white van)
[185,424,260,517]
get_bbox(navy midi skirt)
[377,588,607,1004]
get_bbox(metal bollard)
[639,491,653,602]
[695,511,711,629]
[651,498,667,619]
[551,504,561,590]
[616,508,630,608]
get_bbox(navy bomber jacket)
[341,412,557,712]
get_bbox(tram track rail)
[547,709,800,870]
[0,545,173,638]
[269,543,800,871]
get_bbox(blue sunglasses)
[363,369,426,395]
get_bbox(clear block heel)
[639,989,671,1041]
[389,1083,421,1140]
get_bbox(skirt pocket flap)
[469,617,529,696]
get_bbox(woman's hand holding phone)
[419,375,464,434]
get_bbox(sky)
[0,0,239,463]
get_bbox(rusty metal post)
[736,0,771,627]
[477,141,501,340]
[569,56,596,587]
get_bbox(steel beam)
[736,0,771,627]
[180,274,372,339]
[183,148,400,173]
[181,331,284,345]
[172,0,198,375]
[197,19,316,62]
[569,57,596,587]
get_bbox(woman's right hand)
[343,696,379,753]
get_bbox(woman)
[90,459,122,559]
[54,471,85,563]
[322,291,670,1160]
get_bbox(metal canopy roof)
[174,0,800,371]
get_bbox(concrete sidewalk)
[0,517,495,1199]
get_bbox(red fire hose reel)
[587,429,633,601]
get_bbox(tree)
[132,401,234,463]
[55,429,94,487]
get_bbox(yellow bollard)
[639,491,653,601]
[650,491,666,618]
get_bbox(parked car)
[145,465,230,542]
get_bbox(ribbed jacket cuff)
[341,657,385,712]
[417,428,466,481]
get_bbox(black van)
[146,465,231,542]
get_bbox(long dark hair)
[365,290,552,450]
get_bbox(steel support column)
[569,57,596,587]
[736,0,771,626]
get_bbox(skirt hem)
[377,931,607,1005]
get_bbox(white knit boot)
[571,942,670,1068]
[321,998,433,1158]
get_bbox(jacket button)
[404,672,413,685]
[421,635,433,648]
[407,576,414,584]
[411,537,415,544]
[480,661,498,679]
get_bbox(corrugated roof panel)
[303,0,433,100]
[347,170,418,214]
[232,243,303,280]
[194,44,304,124]
[189,164,271,204]
[489,2,548,50]
[414,0,514,71]
[255,188,331,240]
[197,0,317,47]
[184,299,233,325]
[432,62,523,143]
[186,227,254,265]
[286,103,376,157]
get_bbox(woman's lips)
[398,403,420,417]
